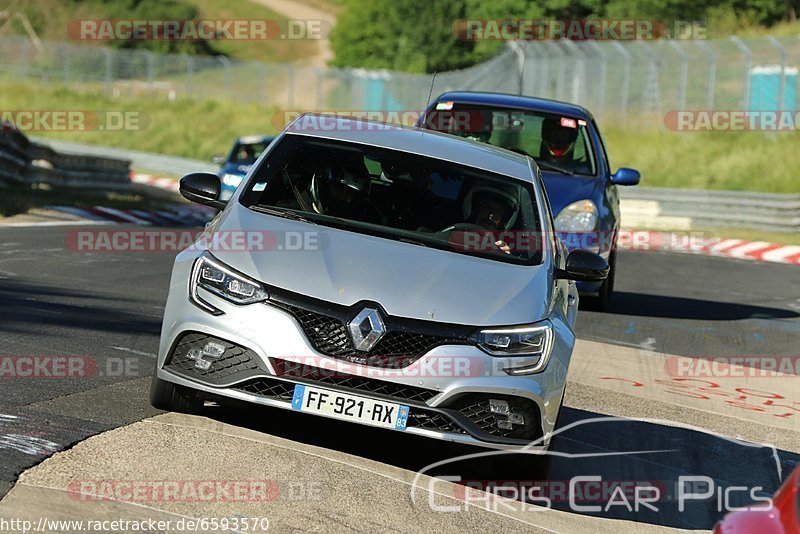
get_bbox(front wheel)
[149,374,203,414]
[582,250,616,311]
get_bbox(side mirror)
[211,155,224,165]
[611,167,640,186]
[556,250,609,282]
[179,172,225,209]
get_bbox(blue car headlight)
[555,200,598,233]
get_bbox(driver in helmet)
[310,155,384,224]
[462,185,520,254]
[540,116,578,164]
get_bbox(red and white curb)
[617,230,800,265]
[130,173,180,193]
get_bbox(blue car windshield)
[424,103,597,176]
[240,135,544,265]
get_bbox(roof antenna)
[420,70,437,131]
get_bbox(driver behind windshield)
[540,117,579,164]
[310,155,384,224]
[462,185,519,254]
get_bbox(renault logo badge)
[347,308,385,352]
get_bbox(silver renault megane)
[150,113,608,451]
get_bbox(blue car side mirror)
[611,168,640,186]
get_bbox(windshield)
[239,135,544,265]
[230,141,271,165]
[424,103,597,176]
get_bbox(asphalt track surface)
[0,222,798,530]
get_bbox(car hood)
[540,171,601,216]
[209,204,552,326]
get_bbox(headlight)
[555,200,598,232]
[221,173,244,187]
[190,252,268,314]
[469,322,554,375]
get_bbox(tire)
[582,250,616,311]
[149,374,203,414]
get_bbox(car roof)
[431,91,594,121]
[284,113,535,182]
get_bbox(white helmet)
[462,184,520,230]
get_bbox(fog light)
[489,399,510,415]
[202,342,226,360]
[194,359,212,371]
[186,348,203,361]
[497,420,513,430]
[509,412,524,425]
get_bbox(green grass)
[0,81,280,162]
[604,125,800,194]
[3,80,799,194]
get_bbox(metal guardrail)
[620,186,800,232]
[0,128,131,191]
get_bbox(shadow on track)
[0,279,161,336]
[204,401,799,531]
[602,292,800,321]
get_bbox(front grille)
[270,360,439,404]
[235,377,295,401]
[407,410,466,434]
[235,376,466,435]
[279,304,467,368]
[164,332,266,385]
[451,394,542,441]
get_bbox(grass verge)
[2,80,799,194]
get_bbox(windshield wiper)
[535,160,575,176]
[248,205,317,224]
[398,237,429,248]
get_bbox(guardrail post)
[766,36,787,114]
[730,36,752,110]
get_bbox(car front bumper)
[156,253,573,451]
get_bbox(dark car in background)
[418,91,640,309]
[213,135,275,200]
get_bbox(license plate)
[291,384,409,431]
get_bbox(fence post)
[669,41,689,110]
[697,41,716,109]
[509,41,526,95]
[766,36,787,114]
[287,64,295,108]
[103,48,113,96]
[145,51,154,94]
[612,41,631,124]
[560,39,587,105]
[730,36,752,110]
[316,68,323,110]
[183,54,193,98]
[587,41,607,120]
